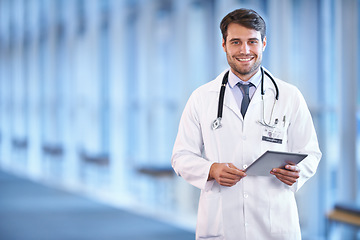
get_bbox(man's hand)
[208,163,246,187]
[270,163,300,186]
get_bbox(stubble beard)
[227,53,262,79]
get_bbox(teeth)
[237,58,251,62]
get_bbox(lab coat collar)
[251,67,278,104]
[209,68,278,120]
[208,69,229,92]
[209,67,277,95]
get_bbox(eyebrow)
[229,37,260,42]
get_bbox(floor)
[0,170,195,240]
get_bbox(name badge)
[262,126,284,144]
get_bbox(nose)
[239,42,250,54]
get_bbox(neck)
[231,67,260,82]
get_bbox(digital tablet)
[245,151,308,176]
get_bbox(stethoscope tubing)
[261,67,279,100]
[212,66,279,130]
[217,71,229,119]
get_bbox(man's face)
[222,23,266,81]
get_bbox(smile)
[236,57,254,62]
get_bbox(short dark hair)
[220,8,266,42]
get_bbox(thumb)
[227,163,247,177]
[227,163,241,170]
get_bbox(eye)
[249,40,258,45]
[232,41,240,45]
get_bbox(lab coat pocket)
[196,192,224,239]
[269,188,299,233]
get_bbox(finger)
[276,174,298,183]
[277,178,295,186]
[220,170,243,181]
[272,168,299,178]
[271,169,298,179]
[217,167,240,179]
[227,163,241,170]
[226,169,247,178]
[271,173,296,185]
[285,164,300,172]
[227,164,247,177]
[272,172,299,182]
[271,171,298,185]
[276,175,297,186]
[218,166,242,185]
[219,173,241,182]
[217,177,240,186]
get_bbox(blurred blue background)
[0,0,359,239]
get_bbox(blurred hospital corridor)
[0,0,360,239]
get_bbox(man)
[171,8,321,240]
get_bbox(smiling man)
[222,22,266,81]
[172,9,321,240]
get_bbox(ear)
[222,38,226,52]
[262,36,267,51]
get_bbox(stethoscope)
[212,66,279,130]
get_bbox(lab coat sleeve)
[171,90,214,191]
[288,87,322,192]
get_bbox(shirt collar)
[228,68,262,89]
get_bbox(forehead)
[226,23,261,40]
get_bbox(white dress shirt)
[227,68,262,110]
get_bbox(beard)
[226,53,262,79]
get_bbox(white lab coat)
[171,69,322,240]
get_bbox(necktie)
[238,83,253,117]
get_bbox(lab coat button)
[245,222,249,227]
[244,193,248,198]
[242,136,246,140]
[243,164,248,169]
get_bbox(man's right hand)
[208,163,246,187]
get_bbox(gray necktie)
[238,83,253,117]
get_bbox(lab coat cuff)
[289,181,299,192]
[290,164,309,192]
[201,161,215,191]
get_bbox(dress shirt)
[227,69,262,110]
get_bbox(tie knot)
[238,82,253,96]
[237,82,253,117]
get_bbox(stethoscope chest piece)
[212,117,222,130]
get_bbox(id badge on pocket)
[262,126,284,144]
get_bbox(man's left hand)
[270,163,300,186]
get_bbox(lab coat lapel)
[210,69,243,120]
[223,84,243,120]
